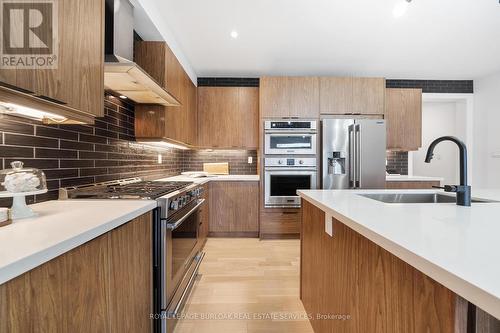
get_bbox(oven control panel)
[167,186,203,214]
[265,157,317,168]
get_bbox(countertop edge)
[0,201,157,285]
[297,191,500,321]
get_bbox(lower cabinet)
[386,180,440,189]
[0,212,153,333]
[301,200,458,332]
[209,181,259,237]
[260,209,301,239]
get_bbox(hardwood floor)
[174,238,313,333]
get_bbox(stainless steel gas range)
[60,177,205,333]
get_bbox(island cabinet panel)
[0,212,153,333]
[260,76,319,118]
[197,86,259,149]
[0,0,104,118]
[300,199,456,333]
[108,212,153,333]
[386,88,423,151]
[386,180,441,189]
[209,181,259,237]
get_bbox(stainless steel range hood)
[104,0,180,106]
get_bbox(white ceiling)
[148,0,500,79]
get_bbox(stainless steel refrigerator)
[322,118,386,189]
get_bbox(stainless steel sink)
[358,193,498,204]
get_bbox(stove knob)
[170,200,178,210]
[299,160,304,165]
[278,160,283,165]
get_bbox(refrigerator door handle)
[355,124,361,188]
[348,124,355,188]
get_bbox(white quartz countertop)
[0,199,156,285]
[156,174,260,184]
[386,175,443,182]
[297,188,500,320]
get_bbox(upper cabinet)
[0,0,104,122]
[320,77,385,115]
[260,77,319,118]
[385,88,422,151]
[134,41,197,147]
[134,41,183,102]
[197,87,259,149]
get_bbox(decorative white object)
[0,161,47,220]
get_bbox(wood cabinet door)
[260,77,319,118]
[235,87,259,148]
[134,42,167,87]
[320,77,353,114]
[164,45,183,101]
[108,212,153,333]
[386,88,422,151]
[0,234,111,333]
[209,181,259,236]
[352,77,386,115]
[0,0,104,117]
[197,87,239,148]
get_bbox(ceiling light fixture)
[230,30,239,39]
[393,0,412,18]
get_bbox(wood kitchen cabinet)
[135,41,197,146]
[386,180,440,189]
[260,209,301,239]
[0,212,153,333]
[0,0,104,120]
[209,181,259,237]
[260,76,319,118]
[320,77,385,115]
[301,200,457,333]
[386,88,422,151]
[197,87,259,149]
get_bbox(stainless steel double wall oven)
[263,120,318,208]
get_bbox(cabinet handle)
[282,211,298,215]
[36,95,67,105]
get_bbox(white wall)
[474,71,500,188]
[413,102,466,184]
[133,0,198,85]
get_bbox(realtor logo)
[0,0,58,68]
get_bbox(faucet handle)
[433,185,459,192]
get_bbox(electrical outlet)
[157,154,162,164]
[248,156,253,164]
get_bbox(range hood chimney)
[104,0,180,106]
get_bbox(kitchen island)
[298,189,500,332]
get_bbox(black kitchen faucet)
[425,136,471,206]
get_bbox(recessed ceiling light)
[393,0,412,18]
[230,30,238,39]
[119,95,128,99]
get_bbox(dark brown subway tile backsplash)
[0,94,257,207]
[386,151,408,175]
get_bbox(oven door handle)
[165,199,205,230]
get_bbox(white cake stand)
[0,189,48,220]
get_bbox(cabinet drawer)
[260,210,301,238]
